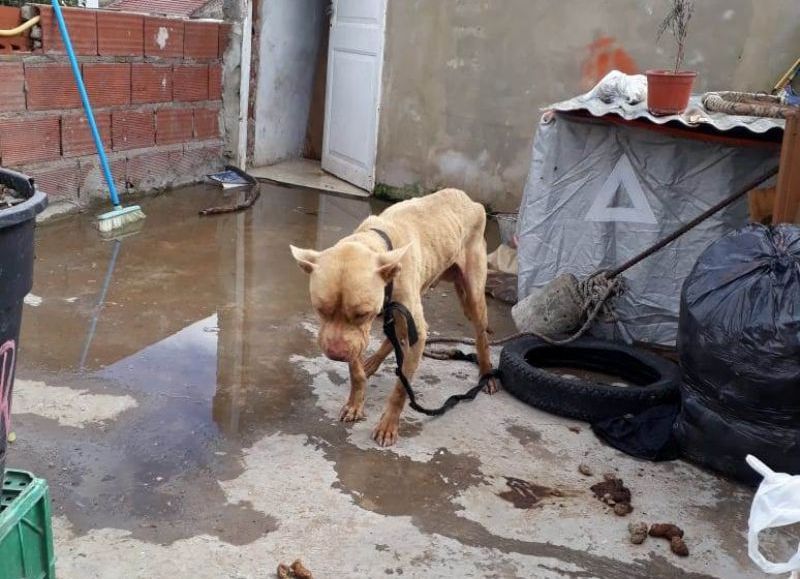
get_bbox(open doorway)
[249,0,387,196]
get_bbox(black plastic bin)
[0,168,47,481]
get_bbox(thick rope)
[702,92,796,119]
[424,272,622,356]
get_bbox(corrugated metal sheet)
[548,94,786,135]
[107,0,210,17]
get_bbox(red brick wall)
[0,4,230,206]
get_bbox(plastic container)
[646,70,697,115]
[0,168,48,481]
[0,469,56,579]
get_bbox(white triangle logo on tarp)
[585,154,657,224]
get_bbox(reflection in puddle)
[12,183,513,545]
[22,185,387,436]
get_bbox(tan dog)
[290,188,495,446]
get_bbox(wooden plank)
[773,112,800,223]
[749,186,776,224]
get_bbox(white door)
[321,0,388,192]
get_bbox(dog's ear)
[377,243,411,282]
[290,245,320,274]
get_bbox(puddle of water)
[546,367,632,388]
[12,182,515,543]
[22,183,510,431]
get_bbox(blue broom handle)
[51,0,121,209]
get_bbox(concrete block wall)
[0,4,232,208]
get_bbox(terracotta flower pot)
[646,70,697,116]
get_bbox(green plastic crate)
[0,470,55,579]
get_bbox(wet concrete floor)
[7,183,795,577]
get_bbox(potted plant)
[647,0,697,115]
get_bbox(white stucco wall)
[252,0,324,167]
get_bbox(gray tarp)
[517,113,778,346]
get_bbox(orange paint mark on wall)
[581,36,638,90]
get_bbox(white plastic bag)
[747,455,800,577]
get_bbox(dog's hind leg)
[363,338,392,378]
[454,236,499,394]
[340,360,367,422]
[372,303,427,447]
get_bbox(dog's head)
[290,241,410,363]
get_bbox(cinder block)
[78,155,127,199]
[97,12,143,57]
[208,63,222,101]
[184,21,218,60]
[27,159,81,200]
[174,65,209,102]
[62,113,112,158]
[177,143,223,184]
[218,22,232,59]
[144,16,184,58]
[0,6,31,54]
[0,116,61,165]
[156,108,193,145]
[37,4,97,55]
[0,63,25,112]
[25,63,80,110]
[83,63,131,107]
[111,110,155,151]
[132,63,173,104]
[193,107,220,140]
[126,149,182,191]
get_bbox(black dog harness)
[371,228,499,417]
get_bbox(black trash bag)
[675,391,800,486]
[591,404,680,462]
[679,224,800,424]
[675,224,800,484]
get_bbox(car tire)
[499,336,680,422]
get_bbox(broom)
[51,0,145,234]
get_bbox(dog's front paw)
[483,376,501,395]
[339,403,366,423]
[372,414,400,447]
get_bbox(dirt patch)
[400,419,424,439]
[499,477,564,509]
[326,370,347,386]
[419,374,441,386]
[506,425,541,446]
